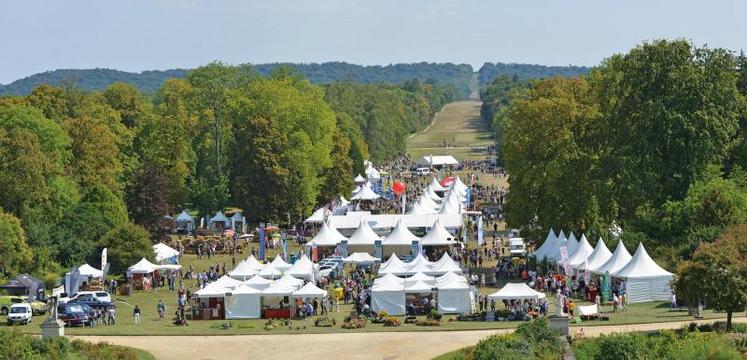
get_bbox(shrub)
[314,317,337,327]
[428,309,443,321]
[416,319,441,326]
[472,333,533,360]
[384,317,401,327]
[341,317,367,329]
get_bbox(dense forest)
[486,40,747,270]
[477,62,591,86]
[0,63,457,281]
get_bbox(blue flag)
[466,188,471,208]
[282,232,287,260]
[258,226,266,260]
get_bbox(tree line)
[484,40,747,270]
[0,63,457,279]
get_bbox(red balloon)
[440,176,455,187]
[392,181,406,195]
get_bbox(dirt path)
[74,318,745,360]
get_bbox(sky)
[1,0,746,84]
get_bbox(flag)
[100,248,107,274]
[559,246,571,275]
[401,193,406,214]
[477,216,484,246]
[311,242,318,262]
[466,188,471,208]
[258,226,266,260]
[282,232,287,260]
[69,266,81,295]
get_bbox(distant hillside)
[477,62,591,85]
[0,62,474,97]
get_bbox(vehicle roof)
[10,303,31,307]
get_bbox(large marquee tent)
[488,283,547,300]
[592,240,632,275]
[577,238,612,271]
[611,243,674,303]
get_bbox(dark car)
[57,303,92,327]
[67,293,113,309]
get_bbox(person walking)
[157,300,166,320]
[107,306,116,325]
[669,292,677,311]
[133,305,141,324]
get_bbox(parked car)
[414,167,431,176]
[0,295,45,316]
[60,291,112,304]
[66,292,113,309]
[508,237,527,257]
[317,263,339,278]
[6,303,32,325]
[57,303,92,327]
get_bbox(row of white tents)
[371,253,471,315]
[408,177,469,216]
[532,230,674,303]
[228,254,316,282]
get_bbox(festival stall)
[611,243,674,303]
[127,258,158,290]
[576,237,612,272]
[226,284,262,319]
[544,230,568,262]
[566,233,580,258]
[243,274,274,290]
[420,219,456,256]
[304,220,346,258]
[65,264,104,294]
[229,260,261,281]
[429,253,463,275]
[175,210,195,233]
[153,242,180,264]
[230,211,245,233]
[260,275,304,319]
[350,183,380,201]
[435,272,472,314]
[270,254,292,272]
[532,229,557,260]
[383,220,420,257]
[377,253,409,276]
[287,254,315,281]
[488,283,547,300]
[371,273,406,316]
[565,234,594,269]
[346,218,381,255]
[208,211,230,230]
[592,240,632,275]
[194,282,229,320]
[354,174,367,184]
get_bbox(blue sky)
[1,0,746,84]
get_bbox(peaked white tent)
[343,252,380,264]
[578,238,612,271]
[229,260,260,281]
[230,211,245,232]
[405,272,435,285]
[436,272,471,313]
[592,240,632,275]
[258,264,283,279]
[420,219,456,246]
[430,177,446,192]
[243,275,274,290]
[76,264,103,278]
[270,254,292,272]
[383,220,419,256]
[347,218,381,254]
[354,174,367,183]
[308,220,346,247]
[378,254,409,276]
[195,281,229,298]
[351,183,380,201]
[532,229,557,259]
[293,282,327,298]
[612,243,674,303]
[153,243,180,263]
[488,283,547,300]
[304,207,327,224]
[371,273,406,315]
[430,253,463,275]
[127,258,157,274]
[287,254,315,281]
[407,202,426,215]
[425,186,443,203]
[417,195,440,214]
[566,232,580,257]
[226,284,262,319]
[213,275,243,290]
[566,234,594,268]
[405,280,434,293]
[546,230,567,261]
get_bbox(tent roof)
[384,220,420,246]
[354,174,367,183]
[567,232,580,256]
[430,254,462,275]
[244,255,264,271]
[435,272,469,289]
[546,230,567,261]
[76,264,103,278]
[258,265,283,278]
[328,212,464,230]
[195,282,229,298]
[593,240,632,274]
[176,210,193,222]
[229,261,260,278]
[378,253,408,275]
[351,184,380,201]
[417,195,440,213]
[153,243,180,262]
[347,218,382,245]
[566,234,594,267]
[214,275,243,290]
[230,212,244,221]
[581,238,612,271]
[261,281,298,296]
[270,254,291,271]
[310,220,347,246]
[405,280,434,293]
[420,219,456,245]
[210,211,229,223]
[293,282,327,298]
[417,155,460,166]
[372,273,405,291]
[425,186,443,202]
[243,275,274,288]
[343,252,380,264]
[430,177,445,192]
[437,200,461,215]
[128,258,157,274]
[407,202,426,215]
[230,284,262,295]
[288,255,315,277]
[304,207,327,223]
[404,272,434,283]
[488,282,547,300]
[532,229,557,259]
[612,243,673,278]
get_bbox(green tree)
[318,129,354,203]
[674,224,747,330]
[0,211,32,279]
[63,116,122,192]
[101,82,149,128]
[126,164,174,240]
[98,222,153,276]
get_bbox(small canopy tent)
[378,254,409,276]
[243,275,274,290]
[209,211,230,229]
[270,254,292,272]
[307,220,346,247]
[371,273,406,315]
[420,219,456,246]
[436,272,471,314]
[429,177,446,192]
[577,238,612,271]
[65,264,102,295]
[565,234,594,269]
[153,243,180,264]
[194,281,230,298]
[128,258,157,274]
[343,252,380,265]
[611,243,674,303]
[287,254,315,281]
[383,220,420,256]
[76,264,103,278]
[229,261,260,281]
[292,282,327,299]
[347,218,381,255]
[353,174,367,183]
[488,283,547,300]
[350,184,380,201]
[230,212,245,232]
[532,229,557,260]
[592,240,632,275]
[175,210,195,232]
[226,284,262,319]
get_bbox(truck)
[508,237,527,257]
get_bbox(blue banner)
[282,232,287,260]
[258,226,266,261]
[466,188,471,208]
[477,216,484,246]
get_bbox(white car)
[59,291,112,304]
[508,238,527,257]
[414,167,431,176]
[7,303,32,325]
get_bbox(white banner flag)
[101,248,108,272]
[559,246,571,275]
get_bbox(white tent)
[213,275,243,290]
[436,272,471,314]
[488,283,547,300]
[226,284,261,319]
[407,202,426,215]
[209,211,230,228]
[351,183,380,201]
[293,282,328,298]
[566,234,594,268]
[371,273,406,315]
[612,243,674,303]
[270,254,292,272]
[258,264,283,279]
[417,195,440,214]
[429,177,445,192]
[153,243,180,263]
[429,253,463,275]
[175,210,195,232]
[127,258,157,274]
[229,260,260,281]
[354,174,367,183]
[308,220,346,247]
[407,253,434,275]
[532,229,557,259]
[592,240,632,275]
[566,232,580,258]
[405,280,434,294]
[425,186,443,203]
[304,207,327,224]
[378,254,409,276]
[347,218,381,254]
[405,272,435,285]
[420,219,456,246]
[243,275,274,290]
[244,255,265,272]
[195,281,230,298]
[416,155,460,167]
[76,264,103,278]
[545,230,567,261]
[383,220,419,255]
[343,252,380,264]
[287,254,315,281]
[578,238,612,271]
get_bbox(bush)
[428,309,443,321]
[341,317,367,329]
[263,318,291,331]
[314,317,336,327]
[384,317,401,327]
[472,333,534,360]
[0,329,141,360]
[416,319,441,326]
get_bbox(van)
[508,238,527,257]
[6,303,32,325]
[415,167,431,176]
